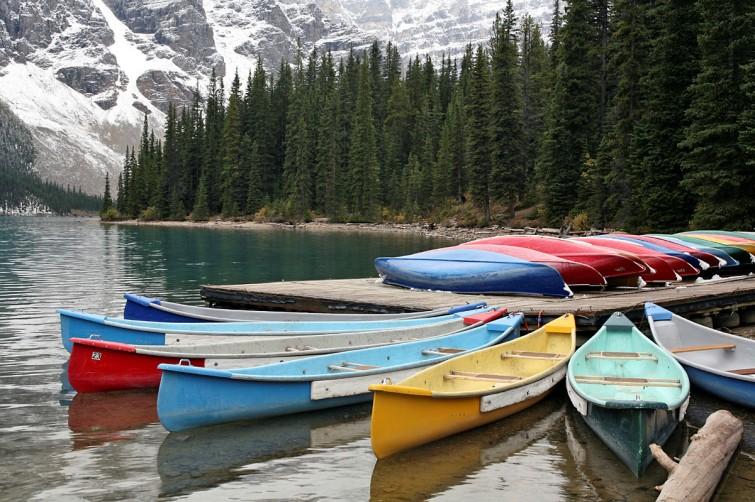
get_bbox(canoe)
[123,293,486,323]
[610,234,724,269]
[67,311,496,393]
[566,312,690,476]
[574,237,699,281]
[597,234,710,271]
[645,303,755,408]
[678,231,755,254]
[470,235,646,286]
[374,247,573,297]
[459,242,607,287]
[58,306,491,353]
[670,234,755,263]
[649,234,741,268]
[156,312,525,431]
[369,314,575,459]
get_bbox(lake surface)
[0,216,752,501]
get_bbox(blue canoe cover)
[644,302,673,321]
[375,248,571,298]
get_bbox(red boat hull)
[460,243,606,287]
[471,236,646,282]
[68,338,205,393]
[612,234,721,269]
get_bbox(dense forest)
[1,100,103,214]
[108,0,755,231]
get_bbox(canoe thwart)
[328,362,380,372]
[421,347,466,356]
[444,371,522,383]
[501,350,566,360]
[728,367,755,376]
[574,375,682,388]
[670,343,736,354]
[585,351,658,361]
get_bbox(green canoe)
[566,312,690,476]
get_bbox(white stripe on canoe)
[480,366,567,413]
[310,368,419,400]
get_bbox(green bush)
[100,207,120,221]
[139,206,160,221]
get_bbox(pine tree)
[221,71,243,217]
[520,16,549,197]
[466,46,492,224]
[245,138,264,215]
[192,175,210,221]
[101,173,113,215]
[680,0,755,229]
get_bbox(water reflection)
[157,403,372,497]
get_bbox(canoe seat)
[444,371,522,383]
[574,375,681,388]
[502,350,566,360]
[728,368,755,376]
[422,347,466,356]
[328,362,380,372]
[285,345,316,352]
[586,351,658,361]
[670,343,736,354]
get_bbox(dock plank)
[201,276,755,331]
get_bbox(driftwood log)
[651,409,743,501]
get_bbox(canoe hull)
[580,401,681,477]
[68,340,205,392]
[124,295,206,323]
[61,312,165,352]
[371,383,554,459]
[684,363,755,409]
[157,367,371,431]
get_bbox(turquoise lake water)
[0,216,752,501]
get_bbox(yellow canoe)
[369,314,576,459]
[681,232,755,253]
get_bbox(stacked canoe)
[375,231,755,297]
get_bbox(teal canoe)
[566,312,690,476]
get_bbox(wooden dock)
[201,275,755,331]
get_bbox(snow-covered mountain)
[0,1,551,195]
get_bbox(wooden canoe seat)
[670,343,736,354]
[586,351,658,361]
[728,368,755,376]
[328,362,380,372]
[502,350,566,360]
[422,347,466,356]
[444,371,522,383]
[574,375,681,387]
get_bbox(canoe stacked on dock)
[566,312,690,476]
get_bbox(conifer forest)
[108,0,755,232]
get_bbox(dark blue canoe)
[374,247,572,298]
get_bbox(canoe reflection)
[370,397,564,501]
[562,408,687,500]
[157,403,371,497]
[67,389,158,449]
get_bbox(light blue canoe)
[58,306,493,353]
[123,292,487,323]
[156,313,524,431]
[646,303,755,408]
[566,312,689,476]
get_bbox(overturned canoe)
[610,234,724,270]
[678,231,755,254]
[67,312,495,393]
[665,234,754,265]
[459,242,606,287]
[157,312,524,431]
[374,247,573,297]
[123,293,485,323]
[470,235,646,286]
[58,306,492,353]
[566,312,689,476]
[369,314,575,459]
[646,303,754,408]
[649,234,741,268]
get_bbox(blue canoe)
[646,303,755,408]
[123,293,486,323]
[58,306,493,353]
[374,248,572,298]
[156,313,524,431]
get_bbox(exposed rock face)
[0,0,552,194]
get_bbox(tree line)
[107,0,755,231]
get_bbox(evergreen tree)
[245,137,265,215]
[221,71,243,216]
[466,46,492,224]
[101,173,113,214]
[520,16,549,196]
[192,175,210,221]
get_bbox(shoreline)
[101,218,573,242]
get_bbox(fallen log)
[651,409,743,502]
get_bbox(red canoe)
[470,235,646,286]
[574,237,699,281]
[459,242,606,287]
[68,338,205,393]
[613,234,723,269]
